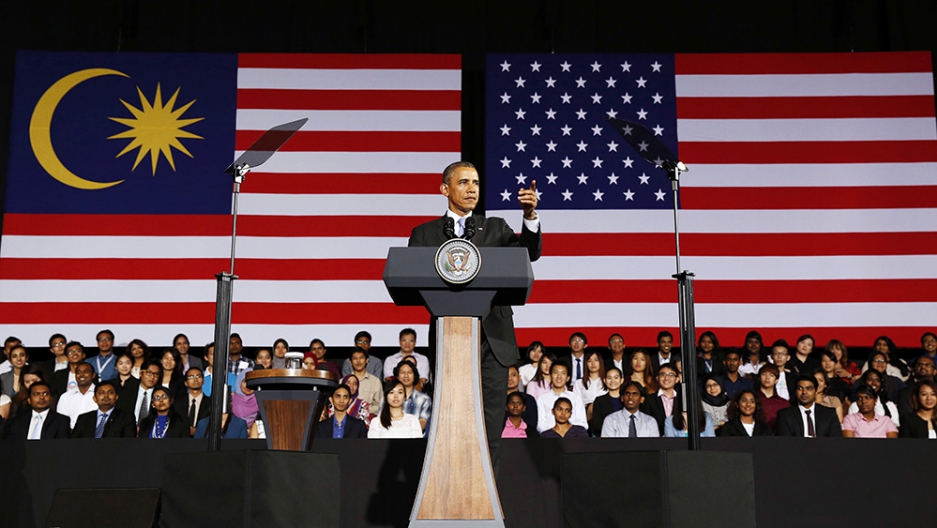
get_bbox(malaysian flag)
[486,52,937,348]
[0,52,460,346]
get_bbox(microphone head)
[443,217,455,240]
[463,217,476,239]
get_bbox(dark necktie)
[138,390,149,423]
[805,409,815,437]
[576,358,582,380]
[628,414,637,438]
[189,398,197,427]
[95,414,107,438]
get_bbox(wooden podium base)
[410,316,504,527]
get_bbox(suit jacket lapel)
[467,214,486,245]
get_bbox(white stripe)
[531,255,937,281]
[235,152,460,174]
[236,109,461,132]
[513,302,937,327]
[0,323,429,349]
[677,117,937,142]
[0,236,407,259]
[488,208,937,233]
[238,193,442,216]
[680,163,937,187]
[237,68,461,90]
[675,73,934,97]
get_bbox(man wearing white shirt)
[776,375,843,437]
[383,328,431,385]
[605,333,626,374]
[56,362,98,429]
[601,381,660,438]
[5,382,70,440]
[567,332,588,382]
[536,362,587,433]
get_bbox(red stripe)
[675,52,933,75]
[238,54,461,70]
[236,89,460,111]
[676,96,936,119]
[543,232,937,257]
[678,140,937,164]
[516,326,932,349]
[243,173,440,194]
[0,302,425,325]
[235,131,460,153]
[681,186,937,210]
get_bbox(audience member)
[396,360,431,433]
[367,380,423,439]
[159,348,186,399]
[51,341,86,396]
[641,363,679,435]
[506,365,538,432]
[842,384,898,438]
[898,356,935,417]
[721,390,773,437]
[574,350,607,415]
[738,331,766,379]
[605,334,626,374]
[664,393,715,438]
[502,392,533,438]
[70,381,136,438]
[651,331,681,377]
[539,397,588,438]
[525,351,557,400]
[309,339,341,379]
[861,336,910,382]
[349,348,383,412]
[536,361,587,433]
[110,352,137,396]
[202,343,216,397]
[3,382,70,440]
[818,351,851,403]
[194,411,248,439]
[329,374,371,428]
[848,370,899,428]
[272,338,290,369]
[775,375,842,437]
[627,350,657,394]
[117,360,161,426]
[769,340,797,401]
[86,329,118,383]
[227,334,254,386]
[302,352,318,370]
[383,328,431,385]
[40,334,68,378]
[756,363,790,432]
[138,386,189,438]
[128,339,150,379]
[718,350,754,399]
[920,332,937,364]
[789,334,819,375]
[6,364,46,421]
[232,367,260,427]
[701,374,729,430]
[341,331,384,379]
[565,332,588,382]
[899,380,937,439]
[518,341,545,388]
[813,370,845,423]
[254,349,273,370]
[696,331,724,379]
[825,339,860,382]
[0,336,22,375]
[601,381,659,438]
[861,351,905,404]
[173,367,211,436]
[316,384,368,438]
[0,345,28,398]
[56,362,98,429]
[173,333,202,372]
[590,367,623,436]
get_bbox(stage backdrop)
[486,52,937,348]
[0,52,461,347]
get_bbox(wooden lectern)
[384,246,534,527]
[244,369,338,451]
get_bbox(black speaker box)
[561,451,755,528]
[46,488,160,528]
[161,450,339,528]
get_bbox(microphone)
[463,217,476,240]
[443,217,455,240]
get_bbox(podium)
[244,369,339,451]
[384,246,534,526]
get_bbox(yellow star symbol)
[108,84,204,175]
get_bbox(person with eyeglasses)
[640,363,681,436]
[85,329,118,383]
[341,331,384,379]
[40,333,69,378]
[173,367,211,437]
[138,386,189,438]
[116,360,162,427]
[51,342,87,396]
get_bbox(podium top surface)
[244,369,339,391]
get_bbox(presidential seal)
[435,238,481,285]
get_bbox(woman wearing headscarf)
[328,374,372,427]
[701,374,729,431]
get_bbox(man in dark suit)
[408,161,540,463]
[776,375,842,437]
[315,385,367,439]
[173,367,212,436]
[71,381,136,438]
[4,382,70,440]
[641,363,681,435]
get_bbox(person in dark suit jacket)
[899,379,937,438]
[51,342,87,396]
[4,382,70,440]
[173,367,211,436]
[137,387,190,439]
[71,381,137,438]
[775,375,842,437]
[640,364,681,435]
[407,161,541,463]
[719,390,774,437]
[315,385,368,439]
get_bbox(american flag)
[486,52,937,348]
[0,52,460,347]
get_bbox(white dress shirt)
[56,385,98,429]
[383,351,432,382]
[28,409,50,440]
[573,377,608,406]
[798,403,818,437]
[536,389,588,432]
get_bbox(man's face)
[795,380,817,407]
[724,354,741,374]
[759,370,778,389]
[658,335,673,355]
[658,369,677,390]
[355,336,371,351]
[94,384,118,411]
[551,366,569,390]
[622,385,644,412]
[441,166,479,215]
[50,337,67,357]
[771,347,788,368]
[397,364,415,387]
[29,385,52,412]
[856,392,877,414]
[399,333,416,354]
[205,347,214,367]
[915,358,936,380]
[75,364,95,388]
[330,388,351,413]
[96,332,113,354]
[506,394,526,417]
[66,344,85,365]
[185,369,204,390]
[923,334,937,355]
[310,342,326,360]
[229,336,243,356]
[552,401,572,425]
[140,365,161,389]
[351,352,368,372]
[4,340,21,359]
[507,368,520,391]
[569,336,586,355]
[608,335,624,355]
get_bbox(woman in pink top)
[525,351,557,400]
[842,384,898,438]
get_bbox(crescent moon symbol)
[29,68,129,190]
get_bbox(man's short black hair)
[29,381,52,395]
[310,338,325,348]
[96,329,115,342]
[568,332,587,345]
[48,333,66,347]
[658,363,678,375]
[354,331,372,343]
[399,328,417,340]
[95,380,119,394]
[771,339,790,351]
[506,391,525,406]
[4,336,21,347]
[796,374,818,390]
[351,346,370,360]
[65,341,84,354]
[657,331,673,342]
[724,349,742,360]
[442,161,476,185]
[854,384,878,400]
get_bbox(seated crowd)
[1,328,935,441]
